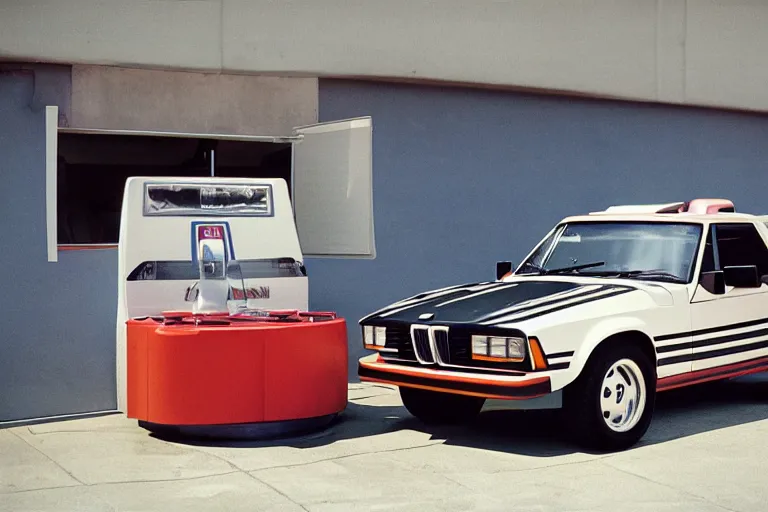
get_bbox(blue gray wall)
[0,70,117,422]
[3,73,768,422]
[310,79,768,377]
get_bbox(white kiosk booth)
[117,176,348,436]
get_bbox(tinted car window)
[713,223,768,276]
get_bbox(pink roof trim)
[686,198,735,214]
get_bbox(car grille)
[433,329,450,363]
[382,323,531,372]
[384,325,416,360]
[412,328,434,363]
[446,331,471,365]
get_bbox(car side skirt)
[656,355,768,392]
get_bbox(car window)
[712,223,768,276]
[518,221,702,282]
[700,227,716,273]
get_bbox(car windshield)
[517,221,703,283]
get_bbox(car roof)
[558,199,768,225]
[561,212,766,223]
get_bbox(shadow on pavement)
[151,374,768,457]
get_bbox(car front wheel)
[564,343,656,452]
[399,387,485,425]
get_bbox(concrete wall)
[0,70,117,422]
[69,65,318,134]
[1,0,767,112]
[310,79,768,376]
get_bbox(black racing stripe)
[478,286,608,324]
[547,351,575,359]
[358,365,551,398]
[491,287,635,325]
[370,280,586,324]
[693,327,768,349]
[547,362,570,371]
[656,328,768,354]
[397,282,490,305]
[659,338,768,366]
[658,326,768,355]
[655,316,768,342]
[361,283,494,321]
[657,342,690,354]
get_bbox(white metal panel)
[292,116,375,258]
[690,287,768,372]
[45,106,58,263]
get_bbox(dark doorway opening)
[57,133,291,245]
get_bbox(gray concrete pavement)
[2,376,768,511]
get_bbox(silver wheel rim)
[599,358,646,433]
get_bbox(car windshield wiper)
[543,261,606,275]
[621,270,686,284]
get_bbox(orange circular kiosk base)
[126,310,348,439]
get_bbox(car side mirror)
[699,270,725,295]
[496,261,513,280]
[723,265,760,288]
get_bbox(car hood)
[360,276,680,326]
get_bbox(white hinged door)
[292,116,375,258]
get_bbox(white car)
[358,199,768,451]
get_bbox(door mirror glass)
[723,265,760,288]
[699,270,725,295]
[496,261,513,280]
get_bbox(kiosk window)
[57,134,290,245]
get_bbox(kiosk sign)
[198,224,224,242]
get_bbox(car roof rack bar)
[590,198,735,215]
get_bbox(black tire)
[399,386,485,425]
[563,342,656,452]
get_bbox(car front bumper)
[357,353,552,400]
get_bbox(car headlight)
[471,335,525,361]
[363,326,387,349]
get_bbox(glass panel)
[143,183,272,217]
[519,221,703,283]
[714,223,768,275]
[127,257,305,281]
[226,260,249,315]
[192,236,229,314]
[292,117,374,257]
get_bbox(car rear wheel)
[563,343,656,452]
[399,387,485,425]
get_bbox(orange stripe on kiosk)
[117,177,348,438]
